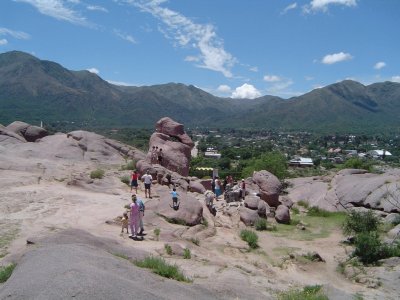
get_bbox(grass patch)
[255,218,267,231]
[307,206,343,218]
[134,256,191,282]
[120,175,130,185]
[240,229,259,249]
[158,214,187,226]
[297,200,309,208]
[291,207,300,214]
[154,228,160,241]
[190,238,200,246]
[183,248,191,259]
[90,169,105,179]
[0,263,16,283]
[120,160,137,171]
[164,244,173,255]
[112,253,130,260]
[278,284,328,300]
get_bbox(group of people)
[212,175,246,200]
[150,146,163,166]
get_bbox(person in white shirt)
[141,170,153,198]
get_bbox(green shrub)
[0,263,16,283]
[342,158,373,172]
[90,169,105,179]
[190,238,200,246]
[353,231,383,264]
[120,160,137,171]
[134,256,191,282]
[292,207,300,214]
[278,284,328,300]
[255,218,267,231]
[164,244,172,255]
[183,248,191,259]
[240,229,259,249]
[307,206,338,217]
[343,210,381,235]
[297,200,309,208]
[154,228,160,241]
[120,175,130,185]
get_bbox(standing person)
[141,170,153,198]
[223,176,228,192]
[157,148,163,166]
[150,146,157,164]
[129,195,140,239]
[136,196,145,235]
[211,178,216,194]
[170,187,179,209]
[214,176,222,199]
[130,170,139,193]
[240,179,246,200]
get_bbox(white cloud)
[87,5,108,12]
[281,2,297,14]
[184,56,200,62]
[374,61,386,70]
[263,74,281,82]
[266,80,294,94]
[87,68,99,74]
[391,76,400,83]
[321,52,353,64]
[217,84,232,93]
[127,0,236,78]
[114,30,137,44]
[231,83,261,99]
[15,0,90,26]
[0,39,8,45]
[305,76,314,81]
[107,80,137,86]
[249,66,258,72]
[304,0,357,13]
[0,27,30,39]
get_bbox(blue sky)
[0,0,399,99]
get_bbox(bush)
[154,228,160,241]
[343,210,381,235]
[164,244,172,255]
[0,263,16,283]
[240,229,259,249]
[120,160,136,171]
[342,158,373,172]
[183,248,191,259]
[297,200,309,208]
[90,169,105,179]
[120,175,130,185]
[307,206,339,217]
[353,231,383,264]
[134,256,191,282]
[255,218,267,231]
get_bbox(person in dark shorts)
[157,148,163,166]
[130,170,139,193]
[141,170,153,198]
[170,187,179,209]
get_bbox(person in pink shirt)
[129,194,140,239]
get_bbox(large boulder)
[252,170,282,207]
[154,188,203,226]
[257,200,269,218]
[275,205,290,224]
[189,180,206,194]
[239,207,259,226]
[145,117,194,176]
[6,121,48,142]
[244,196,260,210]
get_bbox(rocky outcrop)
[251,170,282,207]
[239,207,259,226]
[145,117,194,176]
[6,121,48,142]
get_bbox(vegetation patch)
[90,169,105,179]
[134,256,191,282]
[278,285,328,300]
[153,228,160,241]
[307,207,345,218]
[342,210,380,235]
[240,229,259,249]
[120,175,130,185]
[164,244,173,255]
[183,248,191,259]
[120,160,137,171]
[190,238,200,246]
[0,263,16,283]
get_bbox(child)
[121,212,129,234]
[170,187,179,209]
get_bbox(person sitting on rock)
[121,212,129,234]
[170,187,180,210]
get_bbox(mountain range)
[1,50,399,133]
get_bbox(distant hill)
[1,50,400,133]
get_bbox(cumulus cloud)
[0,39,8,45]
[321,52,353,64]
[281,2,297,14]
[0,27,30,39]
[126,0,236,77]
[217,84,232,93]
[87,68,99,74]
[374,61,386,70]
[266,80,294,94]
[114,30,137,44]
[263,74,281,82]
[15,0,90,26]
[304,0,357,13]
[231,83,261,99]
[391,76,400,83]
[87,5,108,12]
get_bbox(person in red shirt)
[130,170,139,193]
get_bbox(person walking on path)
[141,170,153,198]
[130,170,139,193]
[136,196,145,235]
[129,195,140,239]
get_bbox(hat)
[241,179,244,181]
